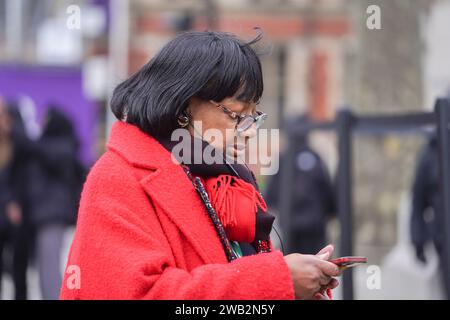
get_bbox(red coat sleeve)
[60,157,295,300]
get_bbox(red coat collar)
[107,121,227,264]
[107,121,174,170]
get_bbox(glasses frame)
[209,100,267,133]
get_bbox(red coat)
[60,121,295,300]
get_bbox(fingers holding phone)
[330,256,368,270]
[316,244,335,258]
[283,253,340,300]
[316,244,368,271]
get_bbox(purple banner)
[0,65,97,165]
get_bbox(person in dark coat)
[26,107,82,299]
[265,117,336,255]
[410,133,449,298]
[0,98,15,299]
[0,99,31,300]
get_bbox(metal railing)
[279,98,450,300]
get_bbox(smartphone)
[330,256,367,270]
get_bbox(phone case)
[330,256,367,269]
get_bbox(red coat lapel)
[107,121,227,264]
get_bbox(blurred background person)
[0,97,15,299]
[265,116,336,255]
[25,107,82,300]
[0,97,30,300]
[410,132,450,299]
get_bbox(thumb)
[316,244,334,260]
[317,250,331,261]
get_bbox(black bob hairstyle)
[110,30,264,139]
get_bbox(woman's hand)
[314,292,331,300]
[284,245,341,300]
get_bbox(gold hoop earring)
[177,114,190,128]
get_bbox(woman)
[0,99,20,299]
[27,107,80,299]
[60,31,340,300]
[0,99,30,300]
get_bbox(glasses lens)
[255,113,267,128]
[237,117,255,132]
[236,113,267,133]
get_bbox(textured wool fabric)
[59,121,295,300]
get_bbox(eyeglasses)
[209,100,268,134]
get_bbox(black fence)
[279,98,450,300]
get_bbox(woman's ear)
[187,96,203,110]
[184,106,192,118]
[185,97,210,121]
[185,98,198,119]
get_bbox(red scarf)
[203,175,267,243]
[159,135,275,255]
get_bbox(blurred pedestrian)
[265,117,336,254]
[0,98,30,300]
[410,133,450,299]
[27,107,81,300]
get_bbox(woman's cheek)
[225,130,238,148]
